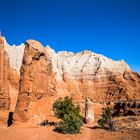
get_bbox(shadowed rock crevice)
[7,112,13,127]
[113,101,140,116]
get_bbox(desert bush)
[38,120,57,126]
[98,107,116,131]
[53,96,83,134]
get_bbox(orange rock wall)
[13,40,140,125]
[0,37,10,127]
[0,37,140,126]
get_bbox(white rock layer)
[3,37,25,74]
[54,50,130,80]
[2,38,130,78]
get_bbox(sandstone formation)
[113,100,140,116]
[4,38,25,112]
[13,40,57,123]
[0,36,24,127]
[0,36,10,127]
[13,39,140,125]
[85,98,94,123]
[0,36,140,127]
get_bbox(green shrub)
[53,96,83,134]
[98,107,116,131]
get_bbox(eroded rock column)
[14,40,57,124]
[85,98,94,123]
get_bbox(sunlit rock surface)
[0,36,139,126]
[13,39,140,124]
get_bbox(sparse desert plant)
[38,120,57,126]
[53,96,83,134]
[98,107,116,131]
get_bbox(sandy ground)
[0,125,139,140]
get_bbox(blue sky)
[0,0,140,72]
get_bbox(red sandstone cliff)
[0,36,24,127]
[13,40,140,125]
[0,37,140,127]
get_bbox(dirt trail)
[0,125,139,140]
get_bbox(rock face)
[0,37,140,126]
[13,39,140,125]
[3,38,25,112]
[14,40,57,123]
[113,100,140,116]
[0,36,24,127]
[0,36,10,127]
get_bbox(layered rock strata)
[0,36,24,127]
[0,37,10,127]
[113,100,140,116]
[0,36,140,126]
[13,40,140,125]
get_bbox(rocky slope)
[0,36,140,127]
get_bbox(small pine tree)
[53,96,83,134]
[98,107,116,131]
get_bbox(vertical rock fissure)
[7,112,13,127]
